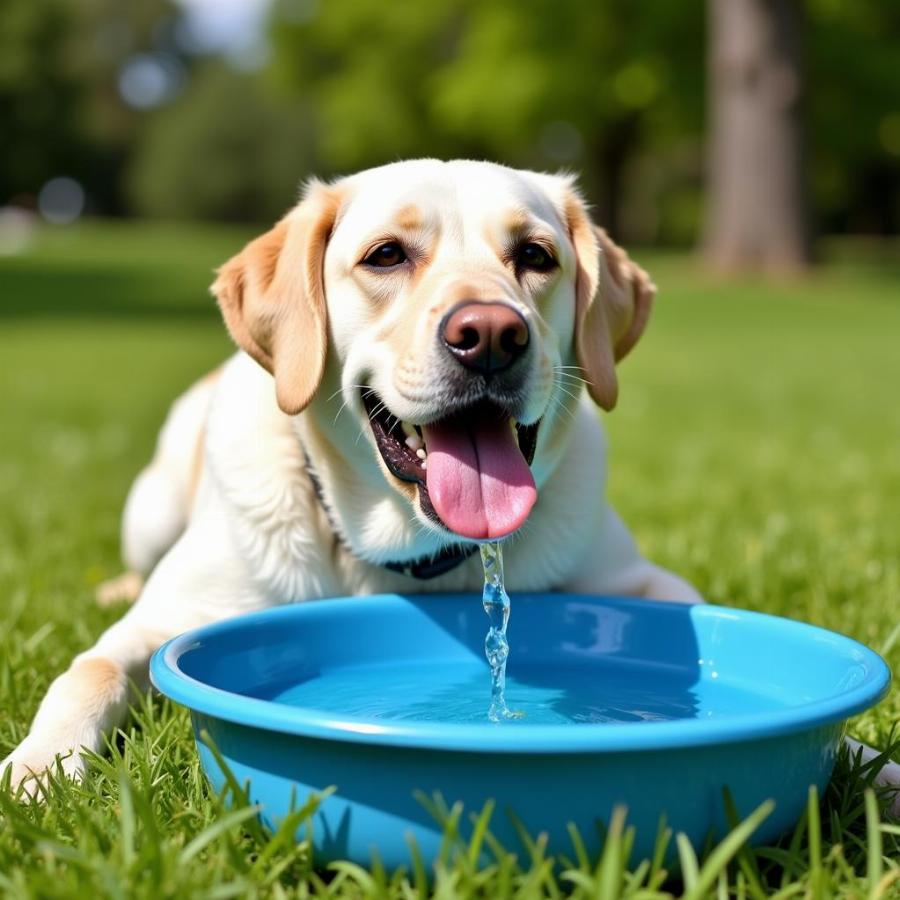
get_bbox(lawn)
[0,221,897,898]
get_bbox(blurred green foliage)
[126,64,315,222]
[2,0,899,238]
[806,0,900,233]
[0,0,182,214]
[267,0,704,239]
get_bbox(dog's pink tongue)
[422,416,536,540]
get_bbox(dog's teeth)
[405,434,424,451]
[421,459,427,469]
[415,448,427,460]
[401,421,417,439]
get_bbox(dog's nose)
[440,302,530,375]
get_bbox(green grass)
[0,221,897,898]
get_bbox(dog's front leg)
[2,506,266,795]
[563,503,704,604]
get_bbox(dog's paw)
[95,570,144,607]
[637,564,705,604]
[846,738,900,818]
[1,739,84,799]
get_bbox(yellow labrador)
[4,159,703,792]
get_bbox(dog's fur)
[3,159,707,791]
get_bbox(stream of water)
[479,541,524,721]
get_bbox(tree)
[126,63,316,223]
[805,1,900,236]
[704,0,811,271]
[0,0,89,206]
[268,0,704,237]
[0,0,185,214]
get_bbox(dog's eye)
[516,243,557,273]
[363,242,407,268]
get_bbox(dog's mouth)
[362,391,540,541]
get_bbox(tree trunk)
[704,0,812,271]
[589,116,638,240]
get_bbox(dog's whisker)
[551,402,576,426]
[554,383,581,403]
[330,384,376,425]
[328,383,371,404]
[554,394,580,418]
[553,365,587,372]
[548,378,580,420]
[552,373,582,395]
[552,368,590,387]
[366,401,389,423]
[402,515,443,553]
[546,390,577,426]
[332,400,352,427]
[554,373,589,388]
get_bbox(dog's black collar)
[381,544,478,579]
[302,450,476,580]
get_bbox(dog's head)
[213,160,654,544]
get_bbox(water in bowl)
[239,535,805,728]
[264,540,790,726]
[270,659,780,725]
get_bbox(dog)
[5,156,735,794]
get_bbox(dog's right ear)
[565,190,656,411]
[211,181,342,415]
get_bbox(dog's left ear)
[211,181,341,415]
[565,192,656,411]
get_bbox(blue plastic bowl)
[150,593,890,867]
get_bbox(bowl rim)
[149,594,891,754]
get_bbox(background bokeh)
[2,0,898,252]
